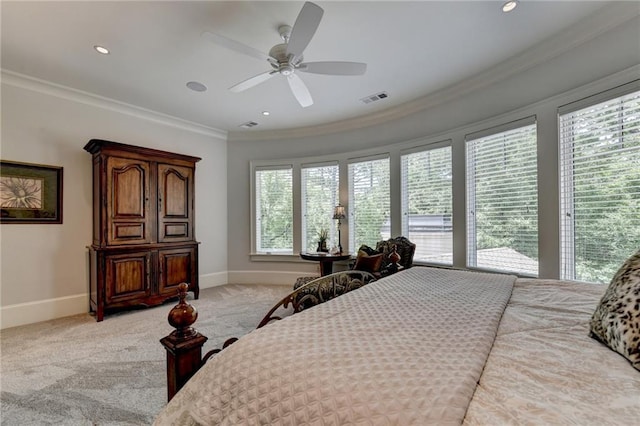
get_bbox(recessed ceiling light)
[262,111,270,116]
[502,0,518,13]
[94,45,110,55]
[186,81,207,92]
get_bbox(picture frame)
[0,160,63,224]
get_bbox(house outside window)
[466,119,538,276]
[301,163,340,252]
[401,144,453,264]
[560,88,640,283]
[254,166,293,254]
[348,156,390,252]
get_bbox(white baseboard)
[0,293,88,330]
[0,271,301,329]
[199,271,229,289]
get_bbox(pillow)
[357,245,379,256]
[353,251,384,274]
[589,249,640,371]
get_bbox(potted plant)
[317,228,329,252]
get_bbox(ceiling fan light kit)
[204,1,367,108]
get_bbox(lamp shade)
[332,205,346,220]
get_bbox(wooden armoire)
[84,139,201,321]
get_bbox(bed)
[155,264,640,425]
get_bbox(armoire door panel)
[114,166,144,217]
[106,157,152,245]
[158,163,193,242]
[158,247,196,297]
[105,252,152,303]
[113,223,146,240]
[164,170,187,217]
[163,223,189,238]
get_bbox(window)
[254,166,293,254]
[401,144,453,264]
[466,120,538,275]
[348,156,390,252]
[560,89,640,283]
[301,163,339,252]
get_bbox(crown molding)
[1,69,228,140]
[231,2,639,142]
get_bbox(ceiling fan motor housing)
[269,44,301,75]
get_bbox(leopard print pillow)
[589,249,640,371]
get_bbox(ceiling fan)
[202,1,367,108]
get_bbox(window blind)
[348,157,390,252]
[560,89,640,283]
[301,163,339,252]
[401,145,453,264]
[255,166,293,253]
[466,123,538,276]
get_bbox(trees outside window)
[302,164,339,252]
[560,89,640,283]
[466,122,538,276]
[401,145,453,264]
[348,157,390,252]
[255,167,293,253]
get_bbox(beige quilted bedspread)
[464,278,640,425]
[154,267,515,425]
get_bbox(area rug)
[0,284,291,425]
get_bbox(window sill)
[250,253,355,264]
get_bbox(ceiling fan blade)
[299,61,367,76]
[202,31,273,63]
[286,2,323,59]
[287,74,313,107]
[229,70,277,93]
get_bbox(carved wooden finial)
[167,283,198,339]
[389,244,401,266]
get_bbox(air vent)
[360,91,389,104]
[239,121,259,129]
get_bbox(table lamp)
[332,204,346,254]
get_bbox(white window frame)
[400,140,453,265]
[301,161,340,252]
[252,164,294,255]
[559,82,640,282]
[465,116,539,276]
[347,154,391,253]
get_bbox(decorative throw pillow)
[353,251,384,274]
[589,249,640,371]
[357,245,379,256]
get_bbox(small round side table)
[299,252,351,276]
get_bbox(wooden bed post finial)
[168,282,199,338]
[160,282,208,401]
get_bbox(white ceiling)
[1,1,622,136]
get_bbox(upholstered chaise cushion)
[589,249,640,371]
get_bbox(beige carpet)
[0,284,292,425]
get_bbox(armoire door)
[158,246,197,297]
[106,156,153,245]
[104,251,152,304]
[157,163,194,243]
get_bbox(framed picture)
[0,160,63,224]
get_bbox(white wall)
[226,15,640,282]
[0,74,228,329]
